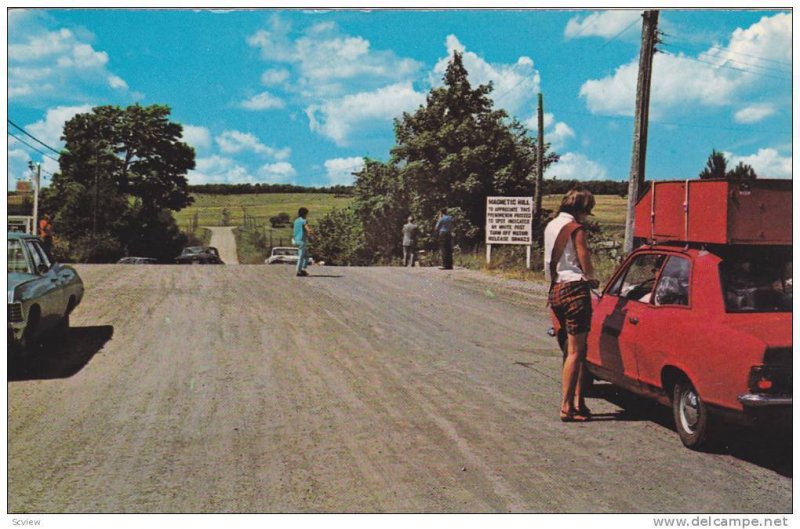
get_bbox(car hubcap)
[680,388,700,432]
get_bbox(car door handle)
[628,316,639,325]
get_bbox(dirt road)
[205,226,239,264]
[7,264,791,513]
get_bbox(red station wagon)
[552,179,792,450]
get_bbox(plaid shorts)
[549,280,592,335]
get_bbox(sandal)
[560,410,590,422]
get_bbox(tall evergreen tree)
[698,149,728,179]
[391,51,558,249]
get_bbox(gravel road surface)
[205,226,239,265]
[7,264,791,513]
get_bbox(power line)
[8,131,60,163]
[600,15,642,48]
[661,49,791,82]
[660,41,791,75]
[659,32,791,66]
[7,119,62,155]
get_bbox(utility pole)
[534,93,544,229]
[623,10,659,254]
[28,162,40,236]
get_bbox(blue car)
[7,232,84,353]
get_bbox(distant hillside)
[188,183,353,196]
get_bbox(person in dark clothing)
[434,208,454,270]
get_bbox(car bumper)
[738,393,792,407]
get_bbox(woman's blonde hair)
[559,186,595,216]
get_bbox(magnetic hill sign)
[486,196,533,245]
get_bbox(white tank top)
[543,212,585,284]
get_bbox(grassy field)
[174,193,353,263]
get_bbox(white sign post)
[485,196,533,268]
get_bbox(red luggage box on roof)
[634,179,792,245]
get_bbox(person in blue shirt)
[293,207,313,276]
[434,208,454,270]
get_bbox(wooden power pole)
[623,10,659,254]
[534,93,544,228]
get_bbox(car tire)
[672,378,712,450]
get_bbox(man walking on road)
[293,207,312,277]
[401,215,418,267]
[434,208,454,270]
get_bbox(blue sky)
[7,8,792,192]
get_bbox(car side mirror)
[37,263,50,275]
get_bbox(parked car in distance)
[265,246,313,265]
[174,246,223,265]
[8,232,84,353]
[550,179,792,450]
[117,256,158,264]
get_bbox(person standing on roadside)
[544,187,598,422]
[401,215,418,267]
[293,207,312,277]
[434,208,454,270]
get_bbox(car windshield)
[182,247,203,255]
[8,239,31,274]
[275,249,297,256]
[719,247,792,313]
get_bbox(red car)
[552,179,792,450]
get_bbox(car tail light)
[8,303,23,323]
[747,365,791,394]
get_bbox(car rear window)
[719,247,792,313]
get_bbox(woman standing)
[544,187,598,422]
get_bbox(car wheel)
[672,378,712,450]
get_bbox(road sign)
[485,196,533,245]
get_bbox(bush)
[70,233,124,263]
[314,207,371,265]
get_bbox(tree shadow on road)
[8,325,114,382]
[589,382,792,477]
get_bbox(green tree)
[313,207,370,266]
[698,149,728,179]
[727,161,757,181]
[698,149,757,181]
[350,159,410,263]
[43,104,195,262]
[391,51,558,250]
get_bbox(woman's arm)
[574,228,596,282]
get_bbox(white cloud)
[432,35,540,116]
[564,10,642,40]
[9,24,129,102]
[247,17,422,98]
[324,157,364,186]
[546,152,608,181]
[108,75,128,90]
[215,130,291,160]
[258,162,297,184]
[26,104,93,150]
[181,125,212,151]
[734,103,777,124]
[522,112,574,151]
[188,155,254,185]
[261,68,290,86]
[240,91,286,111]
[726,148,791,178]
[579,13,790,118]
[306,82,425,146]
